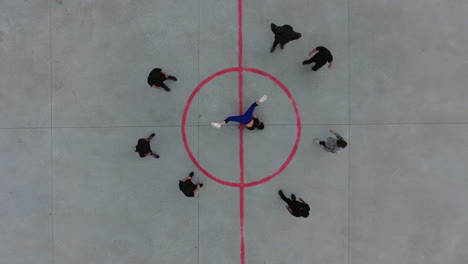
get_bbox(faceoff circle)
[181,67,302,188]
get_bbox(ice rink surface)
[1,0,467,263]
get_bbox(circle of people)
[134,23,348,218]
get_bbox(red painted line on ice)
[238,70,244,185]
[237,0,244,184]
[238,0,243,68]
[239,187,245,264]
[237,0,245,263]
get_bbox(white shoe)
[259,95,268,103]
[313,138,320,145]
[211,122,221,129]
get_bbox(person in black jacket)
[135,133,159,158]
[278,190,310,218]
[270,23,302,53]
[302,46,333,71]
[147,67,177,92]
[179,172,203,197]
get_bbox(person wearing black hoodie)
[278,190,310,218]
[135,133,159,158]
[179,172,203,197]
[302,46,334,71]
[147,67,177,92]
[270,23,302,53]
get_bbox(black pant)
[272,37,289,50]
[303,58,325,71]
[161,76,176,91]
[161,83,170,92]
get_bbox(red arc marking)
[181,67,301,188]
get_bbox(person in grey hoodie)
[313,130,347,153]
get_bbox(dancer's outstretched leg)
[211,95,267,128]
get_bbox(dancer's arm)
[160,70,169,78]
[180,175,192,182]
[330,129,343,140]
[299,198,308,205]
[327,52,334,68]
[308,48,318,56]
[193,184,201,195]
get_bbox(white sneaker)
[259,95,268,103]
[211,122,221,129]
[313,138,320,145]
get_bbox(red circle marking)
[181,67,302,188]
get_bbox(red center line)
[239,187,245,264]
[237,0,243,69]
[237,0,246,264]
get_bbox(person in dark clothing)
[135,133,159,158]
[270,23,302,53]
[278,190,310,218]
[147,68,177,92]
[179,172,203,197]
[302,46,333,71]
